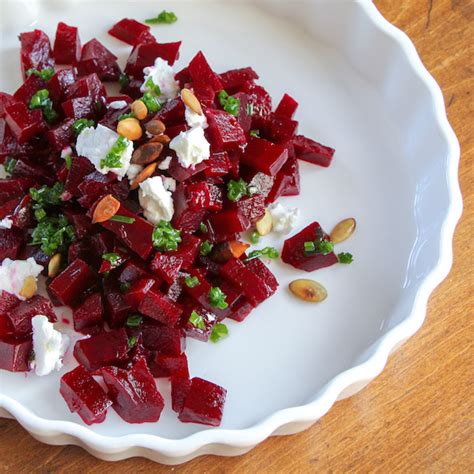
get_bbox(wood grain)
[1,1,473,472]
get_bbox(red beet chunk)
[153,98,185,125]
[171,375,191,413]
[77,39,121,81]
[101,357,164,423]
[73,292,103,333]
[45,118,75,151]
[47,68,76,103]
[48,258,97,307]
[244,83,272,120]
[219,67,259,92]
[19,29,54,78]
[229,194,266,224]
[60,365,112,425]
[0,178,32,206]
[101,205,154,260]
[150,252,183,285]
[203,151,232,178]
[0,93,16,118]
[206,210,251,242]
[66,73,106,102]
[149,352,189,378]
[4,102,45,144]
[104,284,132,328]
[7,295,56,337]
[0,291,20,337]
[61,96,95,119]
[180,300,217,342]
[78,171,129,208]
[232,92,252,133]
[138,289,182,327]
[0,229,25,262]
[141,324,185,355]
[108,19,154,46]
[188,51,222,92]
[186,182,223,212]
[172,184,208,233]
[293,135,335,167]
[245,258,278,293]
[12,157,55,186]
[0,336,32,372]
[228,299,253,322]
[73,328,129,371]
[221,258,276,307]
[205,108,246,151]
[124,278,156,310]
[281,222,339,271]
[13,75,45,104]
[264,114,299,143]
[266,156,300,203]
[178,377,227,426]
[240,170,274,200]
[64,156,95,198]
[0,119,20,158]
[124,42,181,77]
[118,260,153,286]
[274,93,299,119]
[169,234,201,269]
[241,137,289,176]
[8,195,33,229]
[167,156,208,183]
[53,22,81,64]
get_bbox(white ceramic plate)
[0,0,462,464]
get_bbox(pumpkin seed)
[92,194,121,224]
[131,142,164,165]
[330,218,356,244]
[181,88,203,115]
[130,162,158,190]
[48,253,62,278]
[145,119,166,136]
[255,209,272,236]
[289,279,327,303]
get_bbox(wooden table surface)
[1,1,473,472]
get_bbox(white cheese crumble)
[0,258,43,300]
[169,127,211,168]
[76,124,133,180]
[269,203,299,235]
[60,146,72,159]
[126,163,143,183]
[0,217,13,229]
[31,315,69,376]
[185,106,208,129]
[158,156,172,170]
[141,58,179,103]
[0,165,7,179]
[162,177,176,192]
[139,176,174,224]
[108,100,128,110]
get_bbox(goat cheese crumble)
[126,163,143,183]
[269,203,299,234]
[158,156,172,170]
[76,124,133,179]
[169,126,211,168]
[185,106,208,129]
[31,315,69,376]
[108,100,128,110]
[141,58,179,102]
[0,217,13,229]
[139,176,174,224]
[0,258,43,300]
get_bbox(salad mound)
[0,15,345,427]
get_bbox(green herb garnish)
[210,323,229,343]
[100,136,129,169]
[118,112,135,121]
[199,222,208,233]
[128,336,138,348]
[145,10,178,24]
[189,310,206,329]
[30,214,75,256]
[119,73,130,89]
[218,90,240,116]
[185,276,200,288]
[304,236,334,256]
[247,103,254,116]
[208,287,228,310]
[64,155,72,170]
[126,315,143,327]
[109,214,135,224]
[141,91,161,113]
[152,220,181,251]
[249,129,260,138]
[227,178,250,202]
[4,157,17,175]
[338,252,354,264]
[304,241,316,253]
[102,252,121,267]
[144,77,161,95]
[199,240,213,256]
[246,247,279,261]
[26,67,55,81]
[29,89,58,123]
[250,230,260,244]
[30,182,63,208]
[72,118,95,135]
[120,282,131,293]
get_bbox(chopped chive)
[126,315,143,327]
[102,252,121,267]
[185,276,200,288]
[145,10,178,24]
[152,220,181,251]
[208,287,228,310]
[246,247,279,261]
[72,118,95,135]
[189,310,206,329]
[4,157,17,175]
[109,215,135,224]
[210,323,229,343]
[199,222,208,233]
[64,155,72,170]
[200,240,213,256]
[249,129,260,138]
[128,336,138,348]
[304,241,316,253]
[338,252,354,264]
[120,282,131,293]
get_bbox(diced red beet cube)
[19,29,55,78]
[124,42,181,77]
[78,171,129,208]
[45,118,75,151]
[167,156,208,183]
[203,151,232,178]
[77,39,121,81]
[240,169,274,200]
[221,258,276,307]
[264,114,299,143]
[189,182,223,212]
[4,102,45,144]
[274,93,299,119]
[282,222,339,271]
[53,22,81,64]
[244,83,272,120]
[73,292,103,333]
[89,231,115,258]
[101,205,154,260]
[0,93,16,118]
[150,252,183,285]
[187,51,222,92]
[48,258,97,307]
[245,258,279,293]
[171,375,191,413]
[219,67,259,92]
[180,300,217,342]
[233,92,252,133]
[0,291,20,337]
[12,157,55,186]
[149,352,189,378]
[13,75,46,105]
[47,68,76,103]
[292,134,335,167]
[104,287,132,328]
[241,137,288,176]
[60,365,112,425]
[205,108,246,151]
[153,98,185,125]
[108,19,153,46]
[169,234,201,269]
[178,377,227,426]
[0,178,33,206]
[0,119,20,158]
[138,289,182,327]
[66,73,106,102]
[0,228,24,263]
[101,357,164,423]
[141,324,185,355]
[8,195,33,229]
[124,278,156,310]
[118,260,153,286]
[266,156,300,203]
[193,84,216,107]
[171,184,208,234]
[73,328,129,371]
[61,96,95,119]
[63,156,95,198]
[7,295,57,337]
[0,336,32,372]
[206,210,251,242]
[229,193,266,224]
[228,299,253,322]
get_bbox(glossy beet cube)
[104,286,132,328]
[167,156,208,183]
[78,171,129,208]
[19,29,54,78]
[124,278,156,310]
[274,93,298,119]
[141,324,185,355]
[53,22,81,64]
[169,234,201,269]
[229,194,266,223]
[244,83,272,120]
[7,295,57,337]
[73,292,103,333]
[221,258,276,307]
[172,184,207,233]
[203,152,232,178]
[149,352,189,378]
[0,93,16,118]
[73,328,129,371]
[205,108,246,151]
[228,299,253,322]
[108,19,154,46]
[0,229,23,262]
[187,51,222,92]
[61,96,95,119]
[118,260,153,286]
[0,178,33,206]
[77,39,121,81]
[0,119,21,158]
[64,156,95,198]
[47,68,76,103]
[281,222,339,271]
[180,300,217,342]
[292,135,335,167]
[60,365,112,425]
[171,375,191,413]
[66,73,106,102]
[264,114,299,143]
[0,336,32,372]
[241,137,288,176]
[124,42,181,77]
[45,118,75,151]
[178,377,227,426]
[245,258,279,293]
[12,157,55,186]
[219,67,259,92]
[9,195,33,229]
[101,357,164,423]
[101,205,154,260]
[206,210,251,242]
[13,75,45,104]
[150,252,183,285]
[138,289,182,327]
[154,98,185,125]
[4,102,45,144]
[0,291,20,337]
[266,156,300,203]
[48,258,97,307]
